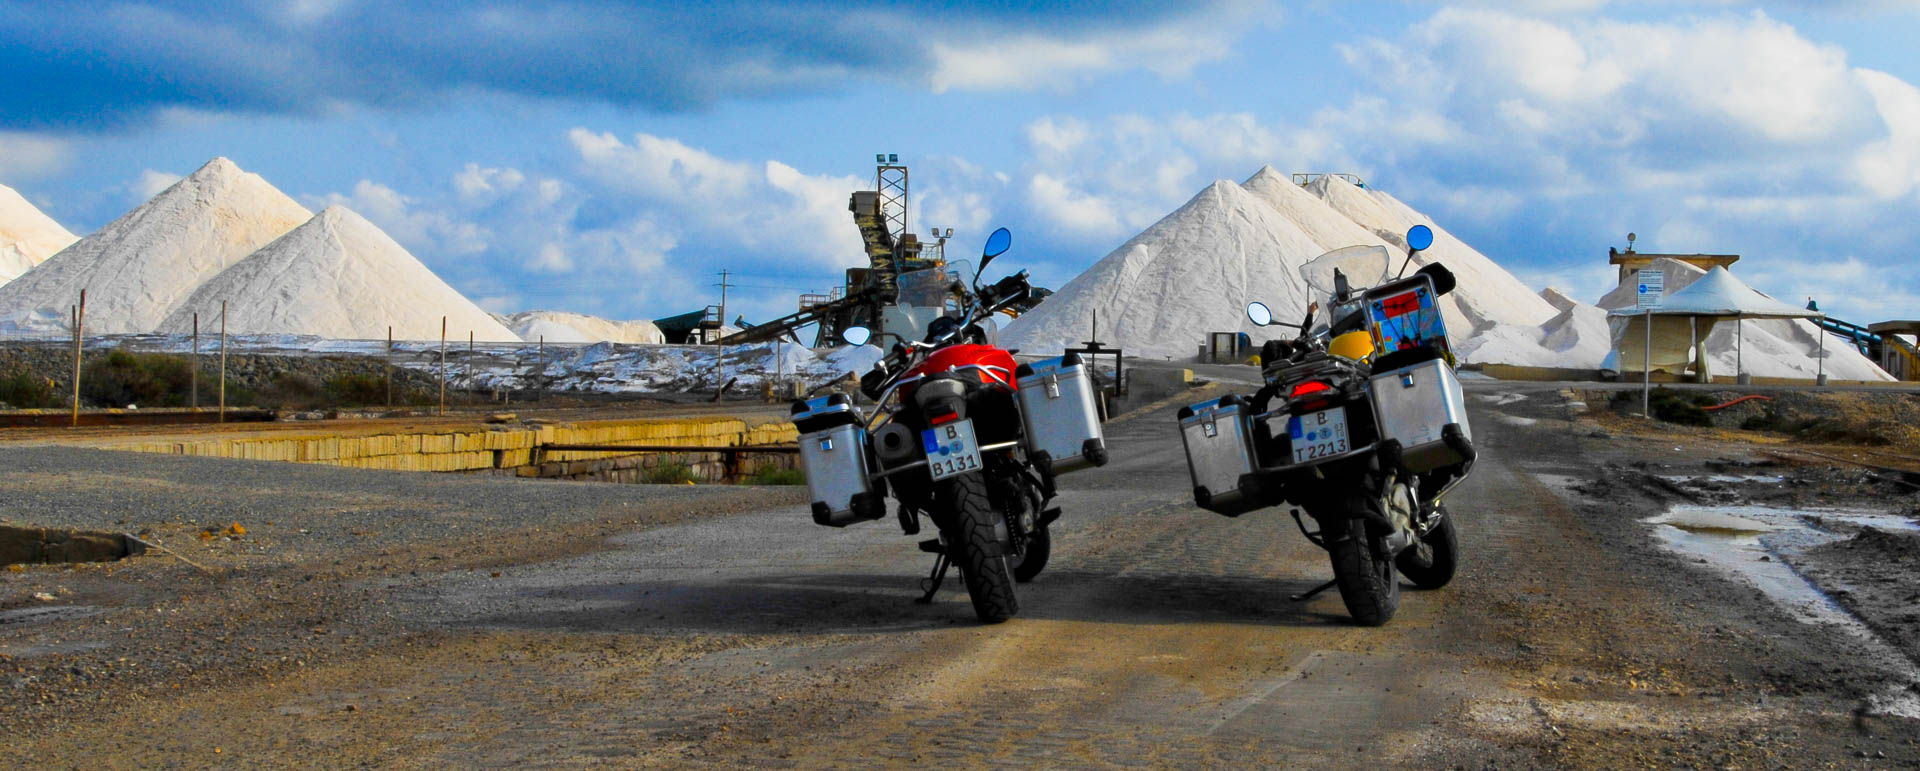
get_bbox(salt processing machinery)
[716,155,1048,348]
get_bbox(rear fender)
[912,375,970,421]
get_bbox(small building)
[1867,321,1920,381]
[1609,246,1739,285]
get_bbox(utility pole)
[716,269,734,327]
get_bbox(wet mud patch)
[1793,527,1920,670]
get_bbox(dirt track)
[3,382,1919,767]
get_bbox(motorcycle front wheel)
[940,472,1020,623]
[1327,517,1400,626]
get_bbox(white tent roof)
[1607,266,1819,319]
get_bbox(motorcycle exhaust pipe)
[873,423,921,467]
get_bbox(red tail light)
[1290,380,1334,412]
[1289,381,1331,399]
[929,411,961,426]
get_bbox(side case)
[792,395,886,527]
[1177,395,1265,516]
[1016,353,1109,474]
[1367,358,1472,473]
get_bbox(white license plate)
[923,419,984,481]
[1287,407,1351,464]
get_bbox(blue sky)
[4,0,1919,327]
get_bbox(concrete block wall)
[106,417,800,478]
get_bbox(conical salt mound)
[503,310,664,344]
[1242,167,1391,256]
[157,206,520,342]
[0,184,77,284]
[0,158,311,334]
[1001,180,1324,359]
[1308,175,1559,330]
[1242,166,1477,345]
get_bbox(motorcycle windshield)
[973,314,998,347]
[1300,245,1391,298]
[1300,244,1391,331]
[896,260,974,312]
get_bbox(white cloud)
[1027,117,1091,157]
[309,180,489,256]
[0,133,70,182]
[570,129,756,203]
[1028,174,1124,238]
[132,169,183,200]
[1852,68,1920,199]
[451,162,528,205]
[927,3,1269,93]
[567,128,864,269]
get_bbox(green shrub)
[644,461,698,484]
[326,373,388,406]
[256,373,324,410]
[0,369,58,408]
[1645,387,1714,427]
[80,350,193,408]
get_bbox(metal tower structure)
[876,153,908,247]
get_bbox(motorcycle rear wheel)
[940,472,1020,623]
[1395,507,1458,590]
[1327,517,1400,626]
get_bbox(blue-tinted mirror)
[841,326,872,346]
[1406,224,1434,252]
[1246,302,1273,327]
[982,227,1012,259]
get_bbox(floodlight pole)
[1817,316,1826,386]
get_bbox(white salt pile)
[1001,179,1331,360]
[0,184,77,285]
[503,310,665,344]
[157,206,520,342]
[0,158,311,335]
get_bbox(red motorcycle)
[792,228,1107,623]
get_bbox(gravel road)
[3,381,1918,767]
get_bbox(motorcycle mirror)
[1394,224,1436,279]
[982,227,1011,259]
[1407,224,1434,252]
[841,326,872,346]
[1246,301,1274,327]
[979,227,1012,274]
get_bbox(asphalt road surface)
[4,382,1918,767]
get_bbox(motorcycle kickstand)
[1290,579,1338,602]
[916,552,952,604]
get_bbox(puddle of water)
[1643,504,1920,715]
[1648,508,1776,536]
